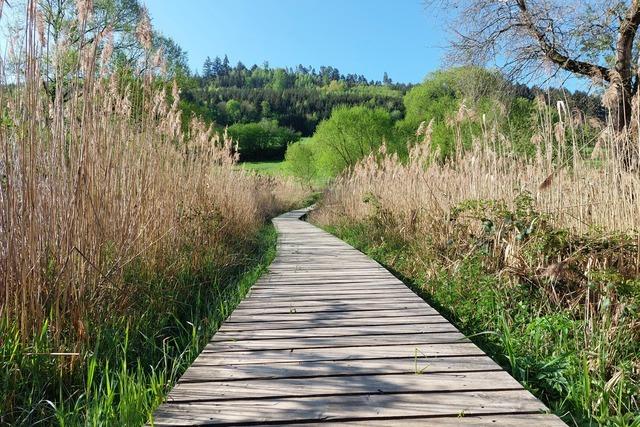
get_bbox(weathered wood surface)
[150,208,565,426]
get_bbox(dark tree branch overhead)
[514,0,610,82]
[435,0,640,134]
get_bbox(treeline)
[173,59,410,160]
[201,56,408,89]
[184,85,405,136]
[180,58,408,134]
[175,57,603,163]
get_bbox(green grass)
[239,153,330,188]
[1,225,278,426]
[239,160,287,176]
[320,218,640,427]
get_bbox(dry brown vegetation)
[0,0,306,347]
[315,99,640,234]
[0,2,311,423]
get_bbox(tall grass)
[316,97,640,233]
[0,1,308,424]
[313,95,640,425]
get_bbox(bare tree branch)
[515,0,610,81]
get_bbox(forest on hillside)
[176,58,605,161]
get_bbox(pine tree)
[203,56,213,79]
[212,56,223,77]
[222,54,231,76]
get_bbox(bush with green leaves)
[396,67,513,155]
[228,120,300,161]
[284,138,318,182]
[311,105,398,177]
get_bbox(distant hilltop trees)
[178,56,408,137]
[199,55,406,90]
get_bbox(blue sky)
[145,0,449,84]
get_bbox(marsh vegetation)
[1,0,639,425]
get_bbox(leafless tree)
[433,0,640,134]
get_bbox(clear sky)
[145,0,448,84]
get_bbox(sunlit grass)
[240,160,288,176]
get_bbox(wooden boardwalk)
[151,209,565,426]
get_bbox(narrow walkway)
[151,209,565,426]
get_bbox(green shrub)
[397,67,516,157]
[285,138,318,181]
[311,105,397,177]
[228,120,300,161]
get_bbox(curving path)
[150,208,565,426]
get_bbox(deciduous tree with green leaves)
[436,0,640,135]
[312,106,396,176]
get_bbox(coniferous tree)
[203,56,214,79]
[212,56,223,77]
[222,55,231,76]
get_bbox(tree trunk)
[611,82,638,171]
[613,86,632,133]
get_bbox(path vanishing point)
[150,208,566,426]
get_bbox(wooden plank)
[266,271,391,276]
[252,280,406,288]
[203,332,469,352]
[273,414,567,426]
[248,290,413,298]
[251,282,405,291]
[195,343,486,365]
[259,275,394,281]
[237,296,423,307]
[273,253,371,258]
[267,267,388,270]
[238,295,422,303]
[245,290,417,302]
[222,317,449,332]
[213,322,459,340]
[183,356,503,381]
[220,322,450,334]
[272,258,374,260]
[235,298,425,310]
[166,371,524,402]
[226,305,447,320]
[240,295,425,304]
[150,390,550,425]
[249,286,412,295]
[263,268,391,272]
[228,303,437,318]
[248,288,411,297]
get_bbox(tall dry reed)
[315,100,640,236]
[0,0,305,346]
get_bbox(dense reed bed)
[316,98,640,233]
[313,101,640,425]
[0,1,307,424]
